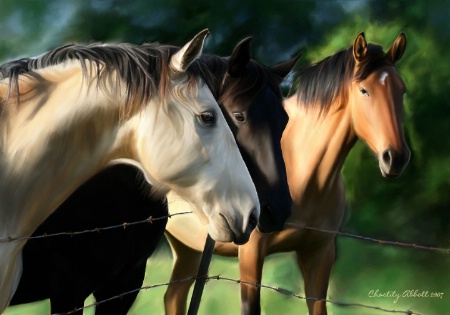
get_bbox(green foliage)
[0,0,448,313]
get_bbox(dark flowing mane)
[0,42,216,109]
[200,54,283,105]
[292,43,387,114]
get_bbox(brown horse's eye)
[359,87,369,96]
[234,112,246,122]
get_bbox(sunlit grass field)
[5,236,448,315]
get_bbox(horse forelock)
[197,55,228,99]
[353,44,387,82]
[217,59,282,108]
[293,43,387,116]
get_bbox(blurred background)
[1,0,448,314]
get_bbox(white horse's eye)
[233,112,246,122]
[199,111,216,126]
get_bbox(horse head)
[135,30,260,244]
[217,38,298,232]
[349,32,410,178]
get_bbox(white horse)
[0,29,259,311]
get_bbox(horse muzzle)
[378,147,411,178]
[207,208,259,245]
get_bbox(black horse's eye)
[233,112,246,122]
[199,111,216,126]
[360,87,369,96]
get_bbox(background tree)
[1,1,448,314]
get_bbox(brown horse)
[164,32,410,315]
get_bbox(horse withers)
[0,29,259,312]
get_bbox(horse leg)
[0,241,25,311]
[93,261,147,315]
[49,270,91,315]
[239,230,267,315]
[164,232,202,315]
[296,237,336,315]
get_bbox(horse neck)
[0,64,134,238]
[283,94,357,221]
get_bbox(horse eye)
[233,112,246,122]
[199,112,216,126]
[359,87,369,96]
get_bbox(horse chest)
[287,176,346,230]
[266,227,306,253]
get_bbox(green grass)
[4,237,448,315]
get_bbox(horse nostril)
[382,149,392,166]
[248,211,258,231]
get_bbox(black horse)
[10,164,167,314]
[8,38,298,314]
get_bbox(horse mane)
[0,42,217,113]
[292,43,387,115]
[200,55,283,105]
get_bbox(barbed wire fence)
[60,275,423,315]
[1,210,448,315]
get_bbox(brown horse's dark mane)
[292,43,387,114]
[200,54,283,106]
[0,42,216,108]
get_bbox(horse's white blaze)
[379,71,389,85]
[0,32,259,311]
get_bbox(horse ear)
[271,53,302,81]
[353,32,368,62]
[227,37,252,77]
[171,29,209,73]
[386,32,407,64]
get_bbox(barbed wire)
[1,211,447,254]
[57,276,197,315]
[213,276,420,315]
[55,275,421,315]
[285,222,449,254]
[1,209,444,314]
[0,211,193,243]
